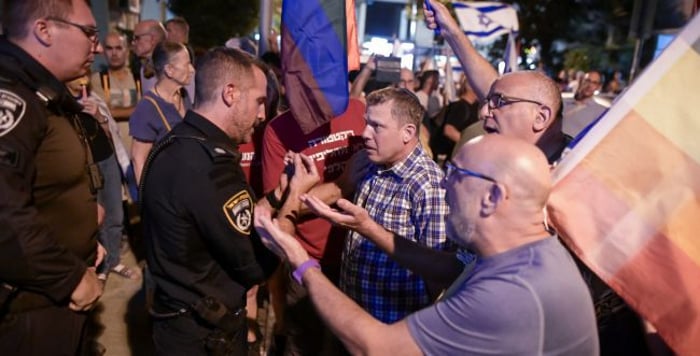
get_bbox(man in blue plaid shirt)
[338,87,452,322]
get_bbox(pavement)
[90,239,276,356]
[89,245,153,356]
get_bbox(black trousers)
[0,305,89,356]
[282,263,348,356]
[153,313,247,356]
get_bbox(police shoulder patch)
[0,89,26,138]
[223,190,253,235]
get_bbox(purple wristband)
[292,259,320,285]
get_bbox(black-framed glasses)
[445,160,498,184]
[47,17,99,44]
[486,92,544,110]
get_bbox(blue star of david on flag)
[452,1,519,44]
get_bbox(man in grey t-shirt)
[255,134,598,355]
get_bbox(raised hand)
[366,54,377,72]
[423,0,461,35]
[301,195,373,234]
[79,96,101,118]
[288,153,320,194]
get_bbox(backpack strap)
[143,96,172,132]
[99,69,110,103]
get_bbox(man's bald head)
[132,19,166,58]
[136,19,166,42]
[482,71,565,160]
[103,32,128,69]
[444,134,551,253]
[454,134,551,209]
[499,71,562,122]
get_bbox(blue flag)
[281,0,350,134]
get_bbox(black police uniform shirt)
[141,110,272,313]
[0,38,97,310]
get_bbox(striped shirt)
[340,144,451,322]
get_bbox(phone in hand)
[284,163,295,178]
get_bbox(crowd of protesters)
[1,1,672,356]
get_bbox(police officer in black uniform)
[142,47,282,355]
[0,0,104,354]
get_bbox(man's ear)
[32,19,53,46]
[480,183,505,216]
[222,83,240,107]
[402,123,417,143]
[532,105,553,133]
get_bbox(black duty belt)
[148,306,190,320]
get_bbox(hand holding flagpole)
[423,0,441,35]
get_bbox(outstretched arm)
[254,210,422,356]
[303,149,370,207]
[301,194,462,289]
[350,55,376,100]
[424,1,498,100]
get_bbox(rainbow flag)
[549,14,700,355]
[281,0,353,134]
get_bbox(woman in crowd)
[129,41,194,184]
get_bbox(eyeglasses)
[486,92,544,110]
[132,33,152,42]
[445,160,509,198]
[445,160,498,185]
[47,17,99,45]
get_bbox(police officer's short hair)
[2,0,78,39]
[194,47,256,107]
[366,87,425,128]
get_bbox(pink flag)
[549,13,700,355]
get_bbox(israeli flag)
[453,1,519,44]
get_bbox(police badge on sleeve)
[0,90,26,138]
[223,190,253,235]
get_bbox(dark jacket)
[142,110,276,313]
[0,38,97,312]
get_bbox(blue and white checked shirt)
[340,144,451,323]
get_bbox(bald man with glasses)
[424,2,653,353]
[0,0,105,353]
[256,134,598,355]
[422,2,569,164]
[131,19,167,95]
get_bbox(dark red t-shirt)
[261,99,366,270]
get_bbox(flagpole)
[259,0,273,55]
